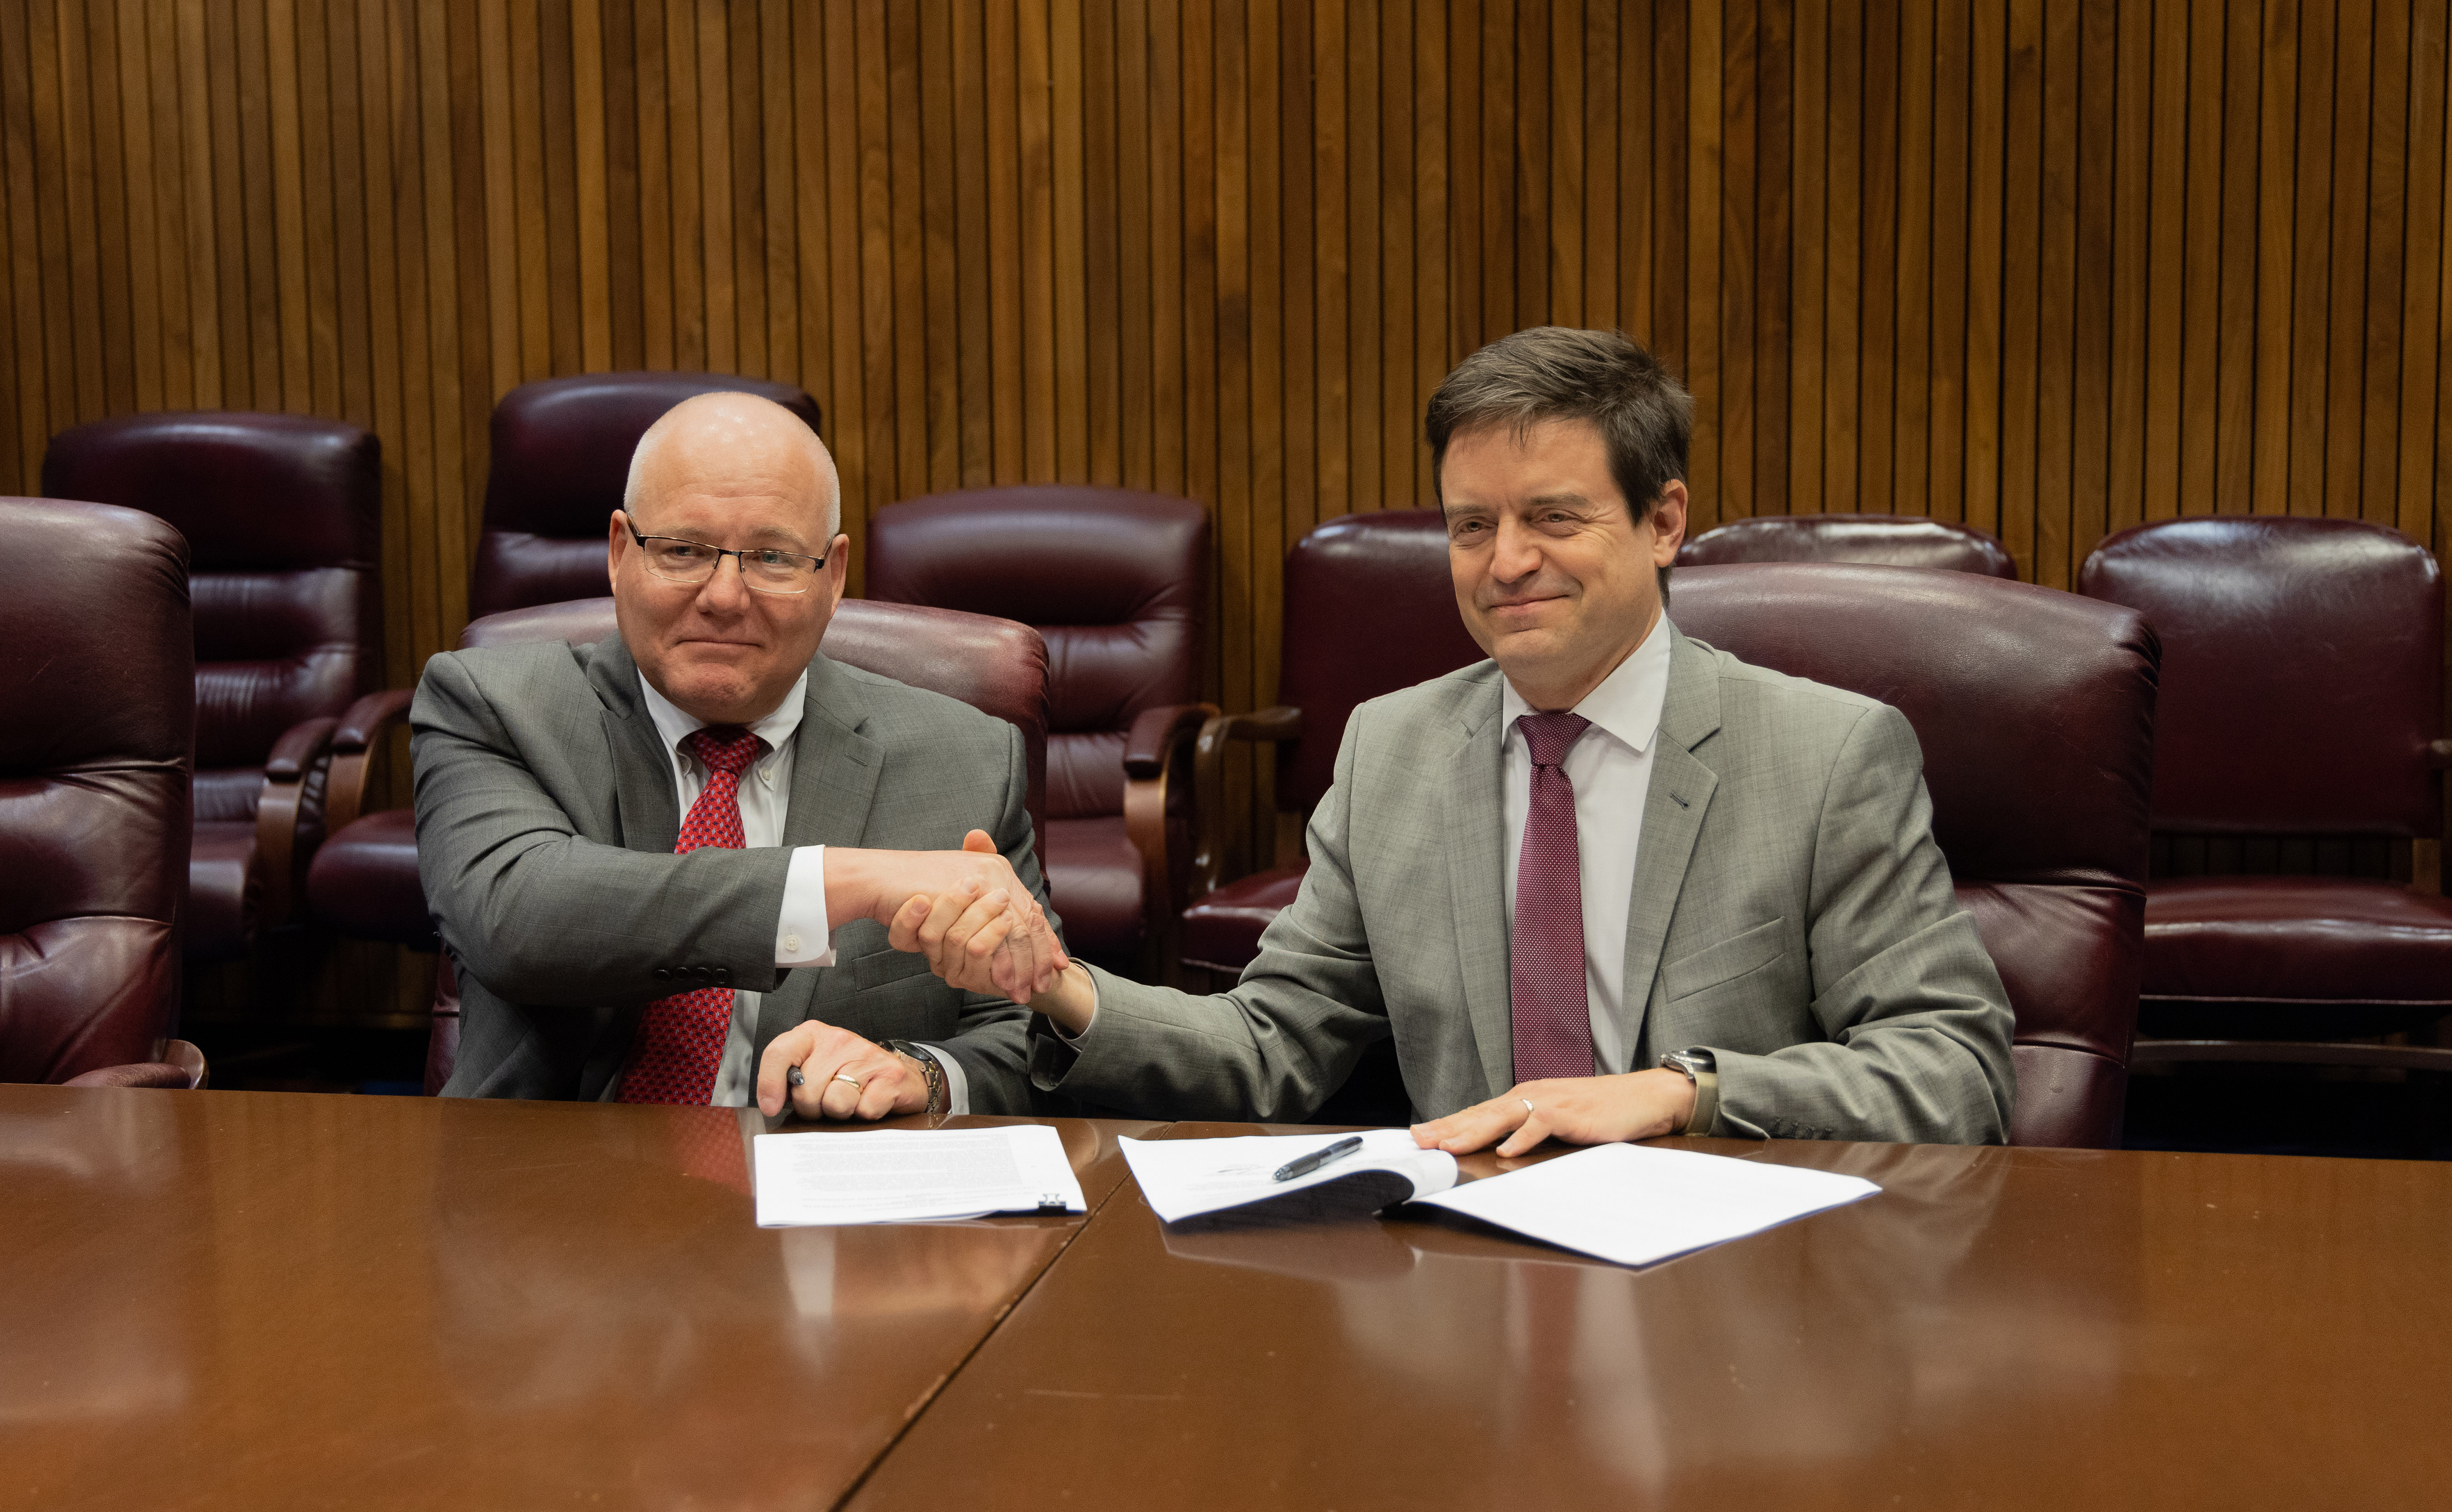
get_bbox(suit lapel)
[758,652,883,1048]
[1443,673,1517,1102]
[587,639,682,855]
[1618,627,1723,1053]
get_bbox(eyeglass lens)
[641,538,815,592]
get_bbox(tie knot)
[685,725,762,778]
[1517,710,1591,768]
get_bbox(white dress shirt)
[1499,613,1673,1075]
[629,671,970,1113]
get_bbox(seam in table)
[829,1123,1171,1511]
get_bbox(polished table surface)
[10,1091,2451,1511]
[0,1085,1153,1511]
[849,1123,2452,1512]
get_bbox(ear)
[1649,481,1690,566]
[823,534,851,614]
[607,509,630,591]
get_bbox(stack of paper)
[1121,1131,1881,1267]
[752,1125,1086,1227]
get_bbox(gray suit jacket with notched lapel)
[1031,623,2017,1144]
[414,634,1054,1109]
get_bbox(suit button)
[715,968,732,986]
[653,967,672,982]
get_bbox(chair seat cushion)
[187,821,261,965]
[306,809,436,948]
[1042,814,1146,965]
[1181,864,1309,976]
[2142,875,2452,1005]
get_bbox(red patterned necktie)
[617,725,765,1105]
[1511,710,1595,1084]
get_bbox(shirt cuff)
[775,846,837,967]
[912,1045,970,1116]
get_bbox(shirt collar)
[636,668,809,770]
[1500,612,1673,755]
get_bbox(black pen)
[1273,1135,1363,1183]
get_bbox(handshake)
[836,829,1074,1006]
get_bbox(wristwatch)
[1658,1047,1719,1136]
[886,1039,947,1119]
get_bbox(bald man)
[414,393,1067,1116]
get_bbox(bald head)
[624,391,840,540]
[608,391,851,725]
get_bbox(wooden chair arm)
[1122,702,1216,779]
[326,688,415,833]
[1122,703,1219,978]
[1190,706,1305,899]
[255,716,340,929]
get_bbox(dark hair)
[1425,325,1693,529]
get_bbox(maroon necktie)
[1511,710,1594,1084]
[618,725,764,1105]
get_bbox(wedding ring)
[1521,1098,1536,1115]
[833,1072,865,1090]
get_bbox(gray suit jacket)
[414,635,1054,1109]
[1033,625,2016,1143]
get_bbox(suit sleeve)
[918,718,1046,1115]
[412,650,796,1006]
[1024,707,1392,1121]
[1709,703,2018,1144]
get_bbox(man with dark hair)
[900,326,2016,1148]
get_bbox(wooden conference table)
[5,1086,2448,1511]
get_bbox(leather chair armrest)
[2428,738,2452,769]
[1123,702,1217,779]
[64,1042,206,1090]
[256,716,340,930]
[1122,703,1219,980]
[1191,705,1306,900]
[327,688,415,834]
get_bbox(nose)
[1490,513,1544,586]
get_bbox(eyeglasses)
[625,523,824,595]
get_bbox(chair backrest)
[43,412,382,823]
[0,499,194,1082]
[471,372,823,619]
[2078,516,2444,838]
[1678,513,2019,578]
[1277,510,1487,814]
[459,597,1050,845]
[1670,562,2159,1149]
[866,486,1207,822]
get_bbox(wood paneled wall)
[6,0,2449,855]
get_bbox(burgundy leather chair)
[308,371,821,952]
[2078,517,2452,1071]
[1678,514,2018,578]
[306,596,1052,1092]
[0,499,208,1088]
[867,486,1211,978]
[1181,510,1484,980]
[42,412,383,964]
[1672,563,2158,1148]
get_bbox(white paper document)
[1121,1129,1459,1224]
[1414,1142,1880,1266]
[752,1125,1086,1227]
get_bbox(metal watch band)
[887,1040,947,1118]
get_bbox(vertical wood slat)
[3,0,2448,897]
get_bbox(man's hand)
[1409,1068,1697,1157]
[755,1019,931,1121]
[835,830,1070,1002]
